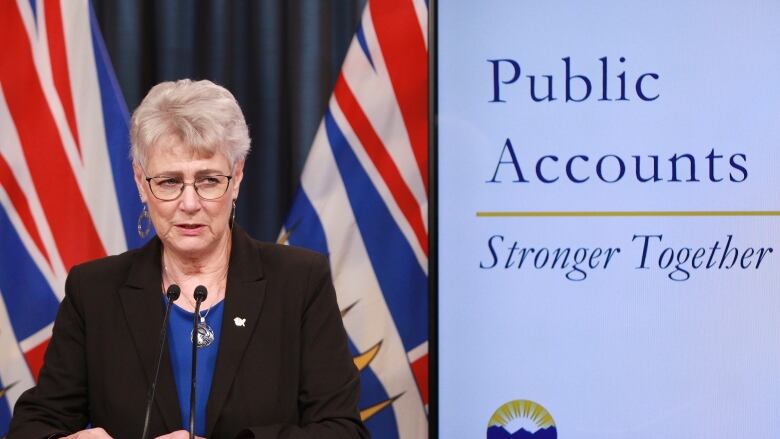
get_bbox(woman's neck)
[165,229,231,273]
[162,233,231,311]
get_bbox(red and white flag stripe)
[0,0,135,427]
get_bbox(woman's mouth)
[176,224,205,235]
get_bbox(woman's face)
[134,136,244,259]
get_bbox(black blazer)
[8,226,368,439]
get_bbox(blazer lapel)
[118,237,182,433]
[205,227,267,436]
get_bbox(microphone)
[189,285,208,439]
[140,284,181,439]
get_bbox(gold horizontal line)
[476,211,780,217]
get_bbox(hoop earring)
[230,199,236,230]
[137,204,151,239]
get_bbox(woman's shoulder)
[242,239,335,307]
[250,238,327,274]
[237,234,331,283]
[236,227,327,268]
[70,246,145,277]
[255,240,326,263]
[66,245,152,293]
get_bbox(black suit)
[8,226,369,439]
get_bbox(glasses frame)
[144,174,233,201]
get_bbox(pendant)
[191,321,215,348]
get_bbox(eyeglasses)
[145,174,233,201]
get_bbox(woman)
[8,80,368,439]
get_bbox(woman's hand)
[62,428,114,438]
[154,430,205,439]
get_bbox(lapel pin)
[234,317,246,327]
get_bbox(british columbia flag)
[0,0,142,433]
[280,0,429,438]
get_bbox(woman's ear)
[133,163,147,202]
[231,159,245,199]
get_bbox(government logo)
[487,400,557,438]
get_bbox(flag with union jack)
[0,0,142,433]
[280,0,429,437]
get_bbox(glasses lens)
[195,176,230,200]
[150,178,183,200]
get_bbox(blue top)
[164,296,224,436]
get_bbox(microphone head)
[166,284,181,301]
[193,285,208,302]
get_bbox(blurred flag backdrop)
[280,0,429,438]
[0,0,142,434]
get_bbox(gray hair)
[130,79,250,169]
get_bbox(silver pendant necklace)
[192,305,215,348]
[163,260,225,349]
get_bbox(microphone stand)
[140,284,181,439]
[190,285,208,439]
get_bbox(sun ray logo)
[487,400,557,439]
